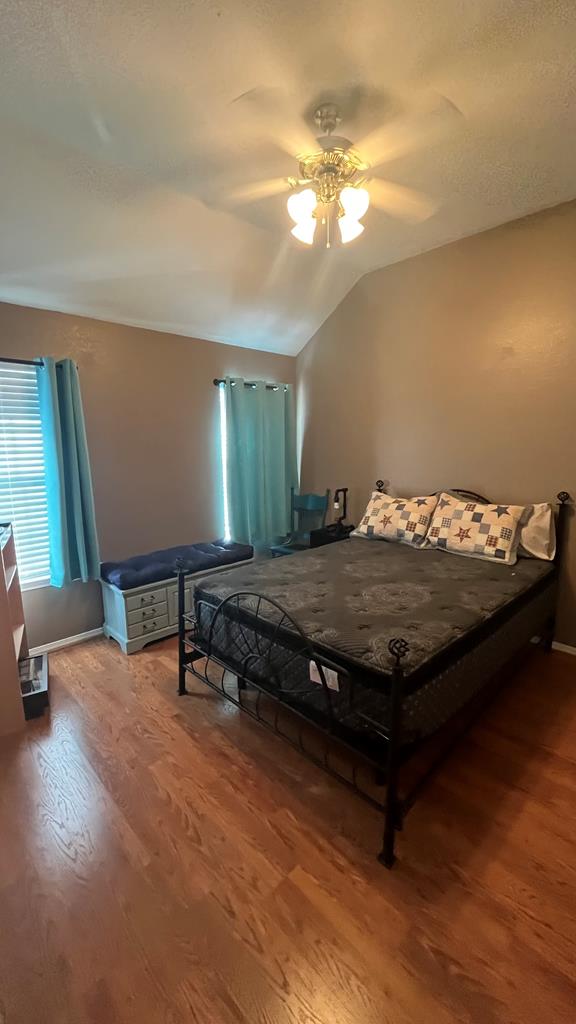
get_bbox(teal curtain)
[36,358,100,587]
[225,378,297,545]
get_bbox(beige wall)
[0,304,294,647]
[4,199,576,648]
[297,200,576,645]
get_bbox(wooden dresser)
[101,576,186,654]
[101,559,254,654]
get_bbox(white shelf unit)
[0,523,27,736]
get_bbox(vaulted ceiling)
[1,1,575,354]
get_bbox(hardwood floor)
[1,637,575,1023]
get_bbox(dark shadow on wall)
[23,580,103,649]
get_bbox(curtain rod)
[213,377,288,391]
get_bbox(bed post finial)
[376,479,389,494]
[388,637,409,667]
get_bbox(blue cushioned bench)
[100,539,253,654]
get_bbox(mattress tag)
[309,662,340,692]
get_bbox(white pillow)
[354,492,438,547]
[518,503,556,560]
[427,493,525,565]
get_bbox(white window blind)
[0,362,50,585]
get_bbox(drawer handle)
[143,622,157,631]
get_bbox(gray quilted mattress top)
[193,539,554,678]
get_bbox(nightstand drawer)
[126,587,166,611]
[127,601,167,626]
[128,614,169,639]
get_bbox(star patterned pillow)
[354,492,438,547]
[426,492,526,565]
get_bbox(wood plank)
[0,637,575,1023]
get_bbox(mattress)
[194,540,554,677]
[192,540,556,743]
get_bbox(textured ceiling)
[1,0,575,355]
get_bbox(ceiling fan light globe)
[339,185,370,220]
[291,218,316,245]
[339,216,364,244]
[287,188,317,224]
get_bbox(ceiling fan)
[226,94,457,248]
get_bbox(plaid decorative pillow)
[355,492,438,547]
[427,492,525,564]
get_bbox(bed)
[176,486,570,867]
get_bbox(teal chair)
[271,488,330,557]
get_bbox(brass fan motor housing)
[296,143,368,206]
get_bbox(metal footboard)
[176,564,411,866]
[175,561,561,869]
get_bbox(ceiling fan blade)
[357,94,463,169]
[230,85,317,158]
[225,177,291,204]
[276,124,319,160]
[368,179,438,223]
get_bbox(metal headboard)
[375,479,490,504]
[442,488,491,504]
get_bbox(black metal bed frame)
[176,486,571,868]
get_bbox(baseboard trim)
[29,627,103,657]
[552,641,576,657]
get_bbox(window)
[0,362,50,586]
[217,378,296,545]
